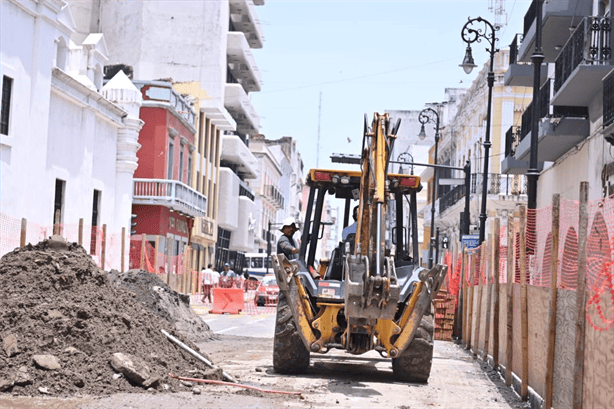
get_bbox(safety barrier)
[209,288,245,314]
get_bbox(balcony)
[229,0,263,49]
[227,32,262,93]
[501,126,541,174]
[517,0,592,63]
[551,17,613,107]
[224,83,261,135]
[603,71,614,140]
[438,173,527,215]
[515,79,589,162]
[220,134,258,179]
[265,184,285,209]
[504,33,548,87]
[133,179,207,218]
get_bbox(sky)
[251,0,532,173]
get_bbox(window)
[1,76,13,135]
[90,189,101,255]
[187,155,192,186]
[179,147,184,183]
[167,140,174,179]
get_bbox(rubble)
[107,269,215,343]
[0,238,220,396]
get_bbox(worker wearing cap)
[277,217,299,260]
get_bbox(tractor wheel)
[273,291,310,374]
[392,307,434,383]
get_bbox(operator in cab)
[277,217,299,260]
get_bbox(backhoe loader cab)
[271,113,447,382]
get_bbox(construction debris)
[0,238,220,396]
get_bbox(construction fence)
[443,184,613,409]
[0,213,124,271]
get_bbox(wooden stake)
[78,218,83,246]
[101,224,107,270]
[483,232,493,363]
[140,234,146,270]
[545,194,560,409]
[505,212,515,387]
[493,217,501,369]
[20,218,27,247]
[121,227,126,273]
[467,251,475,351]
[462,248,468,348]
[473,248,484,358]
[166,238,172,286]
[53,209,61,236]
[573,182,589,409]
[154,236,160,274]
[519,205,529,401]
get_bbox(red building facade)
[131,80,206,273]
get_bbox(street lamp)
[460,16,499,245]
[418,107,440,269]
[397,151,414,175]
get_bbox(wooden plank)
[473,248,484,358]
[166,238,171,286]
[545,194,560,409]
[53,209,60,236]
[78,218,83,246]
[505,212,515,386]
[121,227,125,272]
[20,218,27,247]
[553,289,577,409]
[462,248,469,348]
[573,182,589,409]
[466,251,474,351]
[101,224,107,270]
[483,232,493,362]
[492,217,501,369]
[154,236,160,274]
[140,234,146,270]
[519,205,529,401]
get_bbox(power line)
[259,57,460,94]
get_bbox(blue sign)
[461,234,480,249]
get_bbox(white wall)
[0,1,141,270]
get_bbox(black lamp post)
[459,17,499,245]
[418,107,440,269]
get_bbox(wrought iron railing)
[509,33,523,65]
[505,126,520,158]
[554,16,612,93]
[239,180,255,201]
[133,178,207,216]
[438,174,528,215]
[523,0,537,37]
[519,78,589,143]
[604,70,614,127]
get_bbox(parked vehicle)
[254,274,279,306]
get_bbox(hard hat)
[279,217,298,231]
[224,263,230,267]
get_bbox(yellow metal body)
[311,303,344,351]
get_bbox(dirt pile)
[0,237,222,397]
[107,269,214,343]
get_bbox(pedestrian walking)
[201,264,214,303]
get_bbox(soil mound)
[107,269,214,343]
[0,238,222,397]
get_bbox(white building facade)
[0,0,142,269]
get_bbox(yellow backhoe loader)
[271,113,447,382]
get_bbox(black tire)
[273,291,310,374]
[392,308,434,383]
